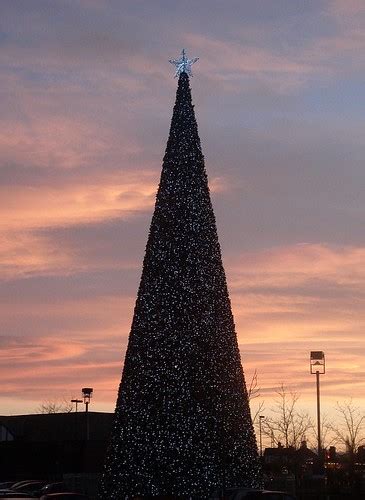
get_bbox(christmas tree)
[100,51,261,499]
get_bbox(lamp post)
[71,398,83,440]
[71,398,83,412]
[310,351,325,463]
[82,387,93,440]
[259,415,265,457]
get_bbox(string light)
[100,72,261,499]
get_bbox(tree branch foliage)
[36,398,73,414]
[247,369,265,425]
[331,399,365,455]
[262,383,313,449]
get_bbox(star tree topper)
[169,49,199,77]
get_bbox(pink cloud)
[0,173,157,278]
[0,174,156,230]
[224,243,365,408]
[185,33,316,93]
[0,293,135,411]
[0,231,73,279]
[228,243,365,288]
[0,115,142,170]
[1,241,364,416]
[329,0,365,16]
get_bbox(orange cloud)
[0,231,73,279]
[2,241,364,417]
[224,243,365,408]
[0,178,156,231]
[0,170,158,279]
[0,293,135,410]
[228,243,365,288]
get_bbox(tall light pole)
[310,351,325,462]
[82,387,93,441]
[259,415,265,457]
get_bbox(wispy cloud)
[0,175,156,231]
[229,243,365,289]
[226,243,365,403]
[1,0,364,417]
[186,33,317,93]
[0,294,134,404]
[329,0,365,16]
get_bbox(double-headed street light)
[310,351,325,462]
[71,398,83,412]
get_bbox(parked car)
[10,482,43,491]
[210,488,296,500]
[39,484,68,496]
[0,492,35,499]
[11,481,48,496]
[232,491,296,500]
[0,485,38,498]
[40,494,89,500]
[0,484,17,491]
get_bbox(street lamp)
[310,351,325,461]
[82,387,93,440]
[259,415,265,457]
[82,387,93,409]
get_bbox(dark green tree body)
[100,73,261,499]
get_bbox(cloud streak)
[1,0,364,419]
[226,243,365,408]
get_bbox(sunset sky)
[1,0,365,425]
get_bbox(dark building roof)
[0,412,115,479]
[0,412,114,442]
[264,442,317,465]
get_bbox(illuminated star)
[169,49,199,77]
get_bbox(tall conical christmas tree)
[100,51,261,499]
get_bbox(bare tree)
[331,399,365,455]
[309,413,334,452]
[247,369,260,401]
[36,398,73,414]
[262,383,313,449]
[247,369,265,425]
